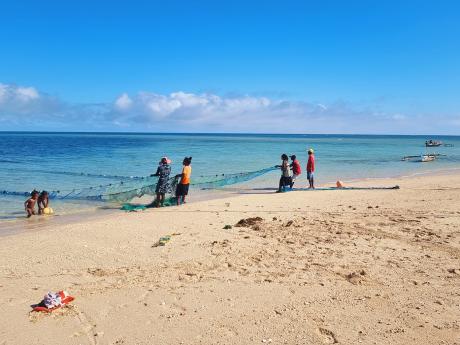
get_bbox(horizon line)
[0,130,458,137]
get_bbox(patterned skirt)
[155,178,171,194]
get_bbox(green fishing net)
[35,166,278,203]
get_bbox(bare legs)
[155,193,165,207]
[176,195,187,205]
[26,208,35,218]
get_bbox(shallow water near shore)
[1,132,459,224]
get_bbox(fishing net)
[2,167,144,180]
[1,166,278,203]
[192,167,277,189]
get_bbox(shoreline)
[0,188,237,237]
[2,166,460,237]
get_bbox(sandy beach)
[0,173,459,345]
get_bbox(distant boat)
[419,154,435,162]
[425,140,442,147]
[401,153,445,162]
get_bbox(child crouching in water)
[38,191,50,215]
[24,190,39,218]
[175,157,192,205]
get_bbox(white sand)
[0,173,459,345]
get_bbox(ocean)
[1,132,459,221]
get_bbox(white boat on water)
[420,155,435,162]
[402,153,444,162]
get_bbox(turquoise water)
[1,132,459,220]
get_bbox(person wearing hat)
[152,156,172,207]
[306,148,315,189]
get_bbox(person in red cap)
[306,149,315,189]
[152,156,172,207]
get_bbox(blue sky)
[0,0,459,134]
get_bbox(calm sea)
[1,132,459,220]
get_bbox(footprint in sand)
[72,306,100,345]
[318,327,338,344]
[110,339,125,344]
[344,270,366,285]
[87,268,108,277]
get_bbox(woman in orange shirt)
[175,157,192,205]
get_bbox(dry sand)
[0,173,459,345]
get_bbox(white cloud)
[114,93,133,110]
[0,84,7,102]
[0,83,61,119]
[0,83,40,105]
[0,82,458,134]
[16,86,39,101]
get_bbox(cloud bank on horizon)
[0,82,458,134]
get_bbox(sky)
[0,0,459,134]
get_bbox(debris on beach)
[31,290,75,313]
[152,235,171,247]
[223,225,232,229]
[151,233,182,248]
[235,217,263,227]
[447,268,459,275]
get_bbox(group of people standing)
[151,156,192,207]
[23,150,315,217]
[277,148,315,192]
[153,149,315,205]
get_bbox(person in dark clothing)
[175,157,192,205]
[152,157,172,207]
[276,154,291,192]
